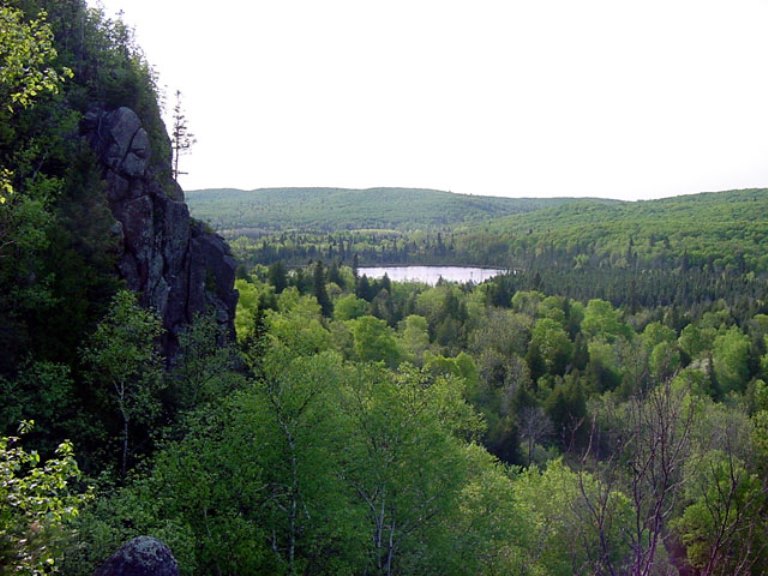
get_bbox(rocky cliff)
[81,107,237,353]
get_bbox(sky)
[89,0,768,201]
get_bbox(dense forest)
[194,187,768,319]
[184,187,587,232]
[3,2,768,576]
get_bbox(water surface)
[358,266,505,286]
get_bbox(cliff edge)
[81,106,237,353]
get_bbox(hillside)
[188,186,768,283]
[187,187,768,273]
[457,188,768,272]
[185,186,595,232]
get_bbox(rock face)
[93,536,179,576]
[82,107,237,353]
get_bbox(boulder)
[93,536,178,576]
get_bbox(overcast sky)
[90,0,768,200]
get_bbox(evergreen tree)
[171,89,195,180]
[313,260,333,317]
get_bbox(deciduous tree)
[0,423,88,576]
[80,290,164,478]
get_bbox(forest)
[2,1,768,575]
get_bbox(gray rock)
[93,536,178,576]
[81,106,238,357]
[122,127,149,178]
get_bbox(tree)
[674,450,766,576]
[0,4,71,203]
[669,401,768,575]
[648,341,680,383]
[0,4,75,373]
[267,288,332,356]
[517,405,553,465]
[0,361,77,454]
[170,312,243,411]
[581,299,631,343]
[544,375,587,450]
[511,289,544,317]
[713,327,751,395]
[399,314,431,365]
[0,423,88,576]
[349,315,401,368]
[640,321,676,351]
[268,260,288,293]
[511,459,633,576]
[170,89,195,180]
[71,351,365,576]
[312,260,333,318]
[529,317,573,376]
[441,447,522,575]
[253,350,365,575]
[80,290,165,478]
[468,307,531,359]
[572,379,697,576]
[678,323,709,363]
[333,293,368,321]
[607,380,695,575]
[341,364,483,575]
[586,339,623,393]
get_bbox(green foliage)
[511,459,632,575]
[0,2,70,203]
[0,6,69,109]
[266,288,332,356]
[529,317,573,376]
[349,315,401,367]
[70,350,492,576]
[190,184,768,325]
[0,362,76,453]
[0,0,171,382]
[340,363,483,575]
[80,290,164,477]
[544,376,587,447]
[186,187,566,233]
[234,277,266,341]
[60,476,196,576]
[586,339,622,393]
[333,293,368,321]
[70,351,362,576]
[581,299,631,343]
[673,450,767,574]
[398,314,431,365]
[712,326,751,395]
[679,322,709,362]
[439,446,522,574]
[170,312,243,411]
[312,260,333,317]
[0,424,89,576]
[60,257,768,575]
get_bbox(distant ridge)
[186,186,768,275]
[185,187,606,232]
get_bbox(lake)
[358,266,506,286]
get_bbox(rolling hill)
[184,187,596,232]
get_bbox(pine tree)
[171,90,196,180]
